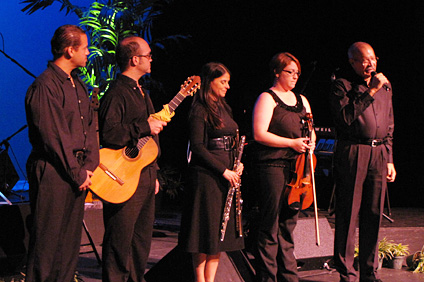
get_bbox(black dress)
[179,103,245,254]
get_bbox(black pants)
[333,143,387,282]
[26,158,86,282]
[254,163,299,282]
[102,165,156,282]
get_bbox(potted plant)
[157,165,185,209]
[407,245,424,273]
[378,237,394,269]
[354,238,395,270]
[353,245,359,270]
[388,242,409,269]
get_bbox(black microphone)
[371,71,391,91]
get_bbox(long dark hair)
[191,62,231,129]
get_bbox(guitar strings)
[125,146,139,158]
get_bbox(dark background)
[1,1,423,207]
[151,0,424,208]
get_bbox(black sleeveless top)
[252,89,307,162]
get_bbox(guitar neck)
[134,76,200,150]
[168,91,188,113]
[137,136,152,150]
[135,91,187,149]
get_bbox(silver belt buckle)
[223,136,231,150]
[371,140,378,147]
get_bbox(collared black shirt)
[99,74,160,163]
[330,75,394,163]
[25,61,99,186]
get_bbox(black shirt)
[251,90,307,163]
[330,75,394,163]
[99,74,160,162]
[25,61,99,186]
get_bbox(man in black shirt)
[330,42,396,282]
[99,36,167,282]
[25,24,99,282]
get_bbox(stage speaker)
[144,246,255,282]
[81,204,104,246]
[0,150,20,193]
[0,203,31,274]
[80,203,104,265]
[293,217,334,271]
[0,202,105,274]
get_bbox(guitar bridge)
[99,163,125,186]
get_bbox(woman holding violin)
[252,52,315,282]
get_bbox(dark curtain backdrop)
[0,1,423,207]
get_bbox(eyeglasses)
[134,53,153,60]
[353,56,379,67]
[282,70,301,77]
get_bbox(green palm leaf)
[20,0,190,97]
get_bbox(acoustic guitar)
[90,76,201,203]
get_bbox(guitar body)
[90,138,158,204]
[90,76,200,204]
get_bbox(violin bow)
[306,113,320,246]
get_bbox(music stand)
[0,125,27,205]
[0,148,14,205]
[0,189,12,205]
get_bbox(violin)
[285,113,320,245]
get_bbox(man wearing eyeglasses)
[330,42,396,282]
[99,36,167,282]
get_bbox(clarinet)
[220,134,246,241]
[235,176,243,238]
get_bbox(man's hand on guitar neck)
[148,116,167,135]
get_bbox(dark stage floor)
[80,206,424,282]
[78,206,424,282]
[1,184,423,282]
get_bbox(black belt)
[352,139,385,147]
[208,136,235,151]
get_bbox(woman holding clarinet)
[179,62,245,282]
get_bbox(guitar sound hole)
[125,147,139,159]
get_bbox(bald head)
[347,42,378,79]
[116,36,150,71]
[348,42,374,60]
